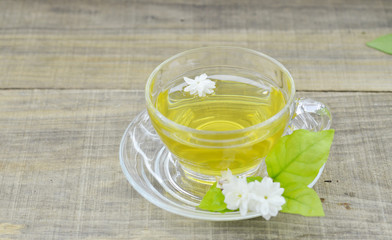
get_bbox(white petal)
[262,177,273,185]
[183,85,192,92]
[221,169,233,179]
[205,88,214,94]
[184,84,198,92]
[217,169,234,188]
[260,202,271,216]
[224,193,241,210]
[262,213,272,221]
[206,80,216,88]
[273,196,286,206]
[184,77,194,84]
[239,200,249,216]
[268,207,279,217]
[199,73,208,80]
[198,89,205,97]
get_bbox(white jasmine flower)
[183,73,216,97]
[218,169,285,219]
[221,176,250,216]
[216,169,235,189]
[248,177,285,220]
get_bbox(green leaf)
[266,129,334,187]
[246,176,262,183]
[281,183,325,216]
[366,33,392,55]
[198,183,227,212]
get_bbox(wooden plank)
[0,0,390,31]
[0,90,391,239]
[1,30,391,91]
[0,0,391,91]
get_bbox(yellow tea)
[150,74,289,177]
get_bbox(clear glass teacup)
[145,46,331,183]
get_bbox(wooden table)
[0,1,391,239]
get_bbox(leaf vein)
[270,136,328,178]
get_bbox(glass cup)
[145,46,331,183]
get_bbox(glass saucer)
[119,109,326,221]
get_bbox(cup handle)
[287,97,332,134]
[286,98,332,188]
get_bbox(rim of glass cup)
[145,46,296,135]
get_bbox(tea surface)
[156,75,285,131]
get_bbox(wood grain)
[0,0,391,91]
[0,90,391,239]
[0,0,390,31]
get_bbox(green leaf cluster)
[198,129,335,217]
[266,129,334,216]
